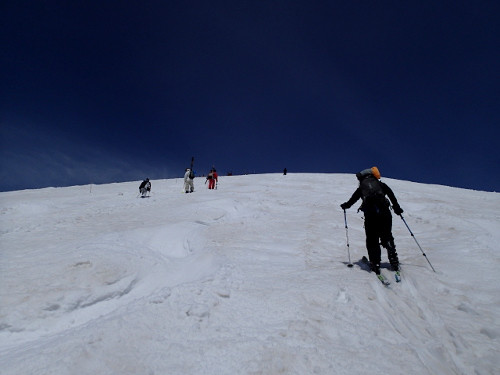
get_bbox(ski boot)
[370,262,381,275]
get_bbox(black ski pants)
[364,209,396,265]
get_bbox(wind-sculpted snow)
[0,174,499,374]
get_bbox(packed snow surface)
[1,173,499,375]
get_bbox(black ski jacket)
[139,180,151,190]
[344,181,401,215]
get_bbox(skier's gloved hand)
[340,202,350,210]
[393,205,403,215]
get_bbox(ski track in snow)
[0,174,499,375]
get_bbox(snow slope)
[1,173,499,375]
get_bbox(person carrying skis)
[340,167,403,275]
[205,168,218,189]
[184,168,194,193]
[139,178,151,197]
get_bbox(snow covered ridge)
[1,173,499,375]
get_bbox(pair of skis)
[360,256,401,287]
[377,270,401,287]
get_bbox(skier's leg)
[385,240,399,271]
[380,213,399,270]
[364,217,381,273]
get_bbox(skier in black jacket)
[340,167,403,274]
[139,178,151,197]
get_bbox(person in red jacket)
[206,168,218,189]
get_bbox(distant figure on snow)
[184,168,194,193]
[340,167,403,275]
[283,168,287,175]
[205,168,218,189]
[139,178,151,197]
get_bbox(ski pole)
[343,209,353,268]
[400,215,436,272]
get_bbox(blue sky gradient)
[1,1,499,192]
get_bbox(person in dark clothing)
[340,167,403,274]
[139,178,151,197]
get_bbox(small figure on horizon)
[139,178,151,197]
[184,168,195,193]
[340,167,403,275]
[283,168,287,175]
[205,168,218,189]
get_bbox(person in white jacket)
[184,168,194,193]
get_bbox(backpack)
[359,175,389,213]
[189,170,194,179]
[359,175,384,200]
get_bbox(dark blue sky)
[1,1,499,192]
